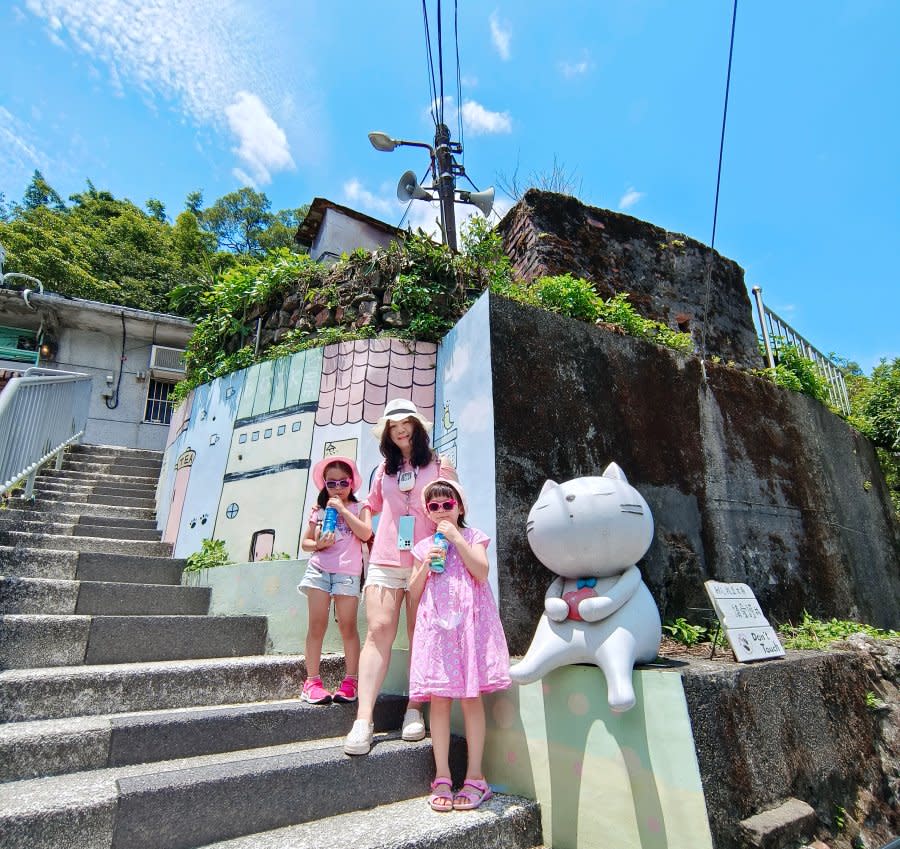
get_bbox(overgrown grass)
[777,611,899,650]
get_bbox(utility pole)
[433,123,458,253]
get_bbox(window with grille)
[144,378,176,424]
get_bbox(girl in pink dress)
[408,478,510,812]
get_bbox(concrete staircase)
[0,443,543,849]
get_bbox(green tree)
[185,190,204,215]
[201,187,272,255]
[22,169,65,211]
[257,205,309,252]
[146,198,167,222]
[846,357,900,515]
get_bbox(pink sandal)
[452,778,493,810]
[429,777,454,812]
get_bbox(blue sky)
[2,1,897,374]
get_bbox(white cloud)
[461,100,512,135]
[224,91,294,186]
[460,397,492,432]
[618,187,644,210]
[489,11,511,60]
[343,179,394,217]
[22,0,306,179]
[0,106,48,189]
[559,53,591,78]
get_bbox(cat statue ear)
[602,462,627,482]
[538,479,559,496]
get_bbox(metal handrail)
[0,367,92,499]
[751,286,851,415]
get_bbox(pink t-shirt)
[365,455,456,569]
[306,502,366,576]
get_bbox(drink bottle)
[322,506,338,535]
[429,532,448,572]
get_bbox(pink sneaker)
[332,676,358,703]
[301,677,331,704]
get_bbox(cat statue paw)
[509,463,661,712]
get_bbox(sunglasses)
[426,499,457,512]
[325,478,351,489]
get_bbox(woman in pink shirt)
[343,399,456,756]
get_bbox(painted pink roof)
[316,338,437,426]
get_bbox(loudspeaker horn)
[460,186,495,217]
[397,171,433,202]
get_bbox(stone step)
[61,459,161,478]
[0,614,267,668]
[0,519,162,542]
[0,734,471,849]
[28,482,159,503]
[0,577,209,616]
[196,794,544,849]
[72,444,163,463]
[1,692,405,783]
[0,511,158,532]
[38,468,162,489]
[0,655,309,723]
[0,530,171,556]
[70,524,163,541]
[89,493,158,509]
[2,499,157,522]
[0,548,184,584]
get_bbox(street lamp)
[368,124,493,253]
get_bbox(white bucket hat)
[372,398,433,439]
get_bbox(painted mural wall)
[433,292,499,596]
[157,335,464,564]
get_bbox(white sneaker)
[401,708,426,741]
[343,719,374,755]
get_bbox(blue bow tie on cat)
[576,578,598,589]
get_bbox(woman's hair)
[424,481,467,528]
[380,417,435,475]
[316,461,359,509]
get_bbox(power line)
[421,0,439,127]
[454,0,464,163]
[700,0,739,370]
[437,0,445,125]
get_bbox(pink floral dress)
[408,527,511,701]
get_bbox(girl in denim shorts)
[298,456,372,704]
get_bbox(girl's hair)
[424,481,467,528]
[316,461,359,509]
[380,418,435,475]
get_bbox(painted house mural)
[158,336,447,564]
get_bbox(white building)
[0,287,193,451]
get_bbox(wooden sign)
[704,581,785,662]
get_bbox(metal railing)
[0,367,92,499]
[751,286,851,415]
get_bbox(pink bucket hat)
[312,455,363,492]
[421,477,468,515]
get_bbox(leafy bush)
[530,273,601,322]
[184,538,233,573]
[756,341,830,404]
[662,617,708,646]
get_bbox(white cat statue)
[509,463,662,712]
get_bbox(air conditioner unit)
[149,345,186,379]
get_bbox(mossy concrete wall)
[488,295,900,655]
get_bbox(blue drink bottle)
[322,506,338,535]
[429,532,448,573]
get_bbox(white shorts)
[365,563,413,591]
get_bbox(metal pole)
[752,286,775,369]
[433,123,458,253]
